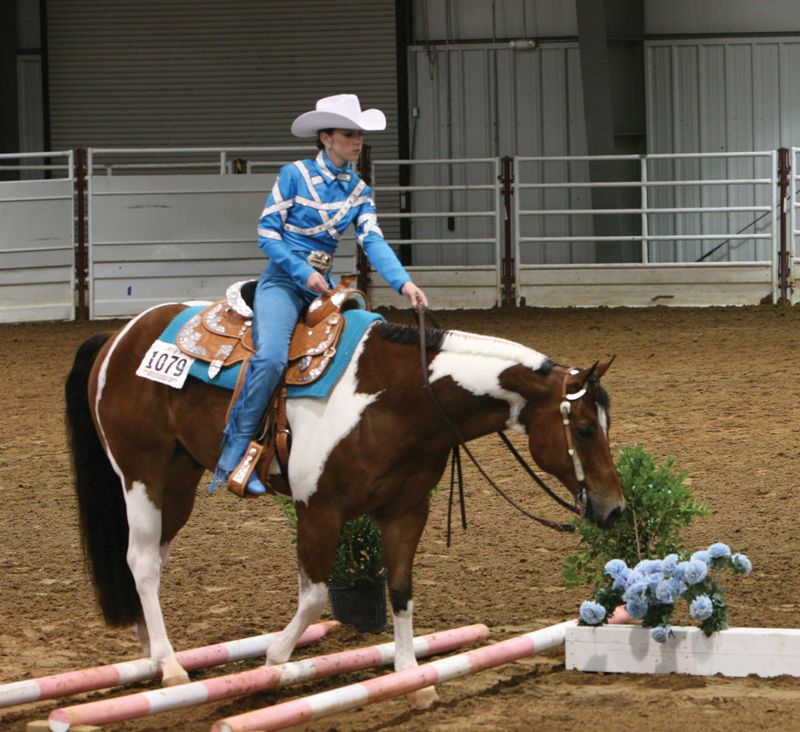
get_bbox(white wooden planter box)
[566,625,800,678]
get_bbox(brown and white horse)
[65,302,624,707]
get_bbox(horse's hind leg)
[375,499,439,710]
[124,450,201,686]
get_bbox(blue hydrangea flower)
[634,559,663,575]
[661,554,679,577]
[579,601,607,625]
[691,550,711,565]
[674,561,690,583]
[707,542,731,559]
[732,553,752,575]
[625,599,649,620]
[604,559,628,578]
[683,559,708,585]
[624,570,646,589]
[689,594,714,621]
[623,580,648,604]
[611,567,631,591]
[645,572,663,592]
[651,625,672,643]
[654,578,680,604]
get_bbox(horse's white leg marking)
[393,600,439,708]
[266,567,327,666]
[428,351,527,433]
[286,332,380,505]
[124,481,188,684]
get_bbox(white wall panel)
[0,178,74,322]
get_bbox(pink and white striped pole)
[0,621,337,709]
[214,608,632,732]
[47,624,489,731]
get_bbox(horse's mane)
[373,322,553,372]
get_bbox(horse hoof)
[408,685,439,710]
[161,670,190,687]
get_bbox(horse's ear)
[593,355,616,380]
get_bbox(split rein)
[413,306,584,542]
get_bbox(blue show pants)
[212,265,317,487]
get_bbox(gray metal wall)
[646,38,800,262]
[408,42,588,266]
[45,0,400,164]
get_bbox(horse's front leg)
[376,500,439,710]
[266,501,342,665]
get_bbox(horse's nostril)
[604,505,623,527]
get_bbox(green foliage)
[274,497,385,587]
[563,444,710,590]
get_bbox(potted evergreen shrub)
[327,515,387,633]
[276,499,387,632]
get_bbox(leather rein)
[415,306,588,542]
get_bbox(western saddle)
[176,276,369,495]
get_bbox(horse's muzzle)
[586,499,624,529]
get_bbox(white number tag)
[136,340,195,389]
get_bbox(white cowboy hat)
[290,94,387,138]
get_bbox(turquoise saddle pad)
[157,306,384,399]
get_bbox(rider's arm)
[354,190,411,293]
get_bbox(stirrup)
[227,441,266,497]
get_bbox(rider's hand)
[306,271,333,294]
[401,281,429,308]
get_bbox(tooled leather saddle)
[176,276,369,496]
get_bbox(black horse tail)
[65,332,142,627]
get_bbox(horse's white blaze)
[285,331,380,505]
[392,601,417,672]
[429,351,528,433]
[598,404,609,437]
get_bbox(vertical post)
[356,144,372,293]
[74,148,89,320]
[778,147,790,305]
[501,155,514,306]
[640,155,649,264]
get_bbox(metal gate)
[0,152,75,323]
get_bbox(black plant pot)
[328,578,387,632]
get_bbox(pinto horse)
[65,301,624,707]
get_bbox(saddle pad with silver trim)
[152,306,384,398]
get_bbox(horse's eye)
[576,424,595,439]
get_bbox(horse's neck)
[425,348,531,439]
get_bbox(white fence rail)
[1,147,795,322]
[371,157,502,308]
[515,151,778,307]
[0,152,75,322]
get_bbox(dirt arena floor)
[2,304,800,731]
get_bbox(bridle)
[560,367,589,513]
[415,306,591,539]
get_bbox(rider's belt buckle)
[307,250,333,274]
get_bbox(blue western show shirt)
[257,151,411,292]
